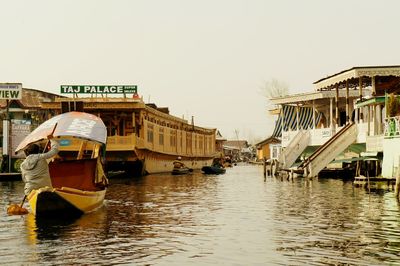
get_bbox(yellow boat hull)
[28,186,106,218]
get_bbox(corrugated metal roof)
[0,88,63,108]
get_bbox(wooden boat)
[171,167,193,175]
[15,112,108,218]
[40,94,217,175]
[201,165,226,175]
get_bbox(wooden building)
[255,137,281,161]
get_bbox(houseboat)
[270,65,400,179]
[40,91,217,175]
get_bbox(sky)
[1,0,400,143]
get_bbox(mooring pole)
[396,157,400,199]
[263,157,266,177]
[6,99,11,173]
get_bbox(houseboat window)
[159,128,164,146]
[186,134,192,154]
[170,130,176,147]
[272,147,278,158]
[147,124,154,143]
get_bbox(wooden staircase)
[300,123,357,178]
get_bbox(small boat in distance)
[171,167,193,175]
[201,158,226,175]
[201,165,226,175]
[171,156,193,175]
[15,112,108,218]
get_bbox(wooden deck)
[353,175,396,189]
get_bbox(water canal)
[1,164,400,265]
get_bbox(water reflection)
[19,173,221,265]
[1,166,400,265]
[273,179,400,265]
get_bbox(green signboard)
[60,85,137,94]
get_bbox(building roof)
[314,65,400,91]
[269,89,369,106]
[223,140,248,149]
[0,88,63,108]
[255,136,280,147]
[216,130,226,141]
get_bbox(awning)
[272,105,322,138]
[355,96,386,108]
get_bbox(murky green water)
[1,164,400,265]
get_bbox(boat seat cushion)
[49,158,99,191]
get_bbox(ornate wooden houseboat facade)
[41,96,217,175]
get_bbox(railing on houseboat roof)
[59,134,215,157]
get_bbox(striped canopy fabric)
[272,105,322,138]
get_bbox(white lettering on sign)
[82,86,124,93]
[65,118,96,137]
[61,86,80,93]
[61,85,134,94]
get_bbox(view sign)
[0,83,22,100]
[60,85,137,94]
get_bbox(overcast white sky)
[1,0,400,143]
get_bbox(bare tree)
[261,78,289,99]
[234,129,240,142]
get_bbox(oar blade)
[7,204,29,215]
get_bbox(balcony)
[282,121,382,149]
[57,135,137,152]
[107,135,136,151]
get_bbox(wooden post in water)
[288,169,294,181]
[272,159,277,177]
[270,159,273,177]
[367,162,370,193]
[263,157,267,177]
[395,157,400,199]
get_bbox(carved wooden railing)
[384,116,400,137]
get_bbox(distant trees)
[261,78,289,99]
[261,78,289,117]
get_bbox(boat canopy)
[15,111,107,153]
[272,105,322,138]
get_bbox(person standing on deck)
[20,135,59,195]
